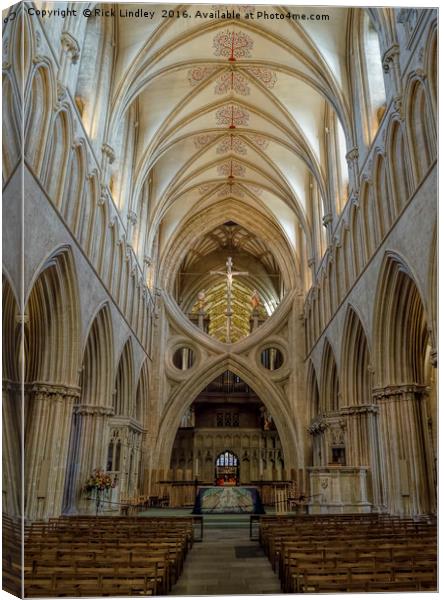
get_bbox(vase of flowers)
[84,469,117,515]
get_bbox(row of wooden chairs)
[3,514,22,597]
[119,495,169,514]
[259,513,437,593]
[24,515,194,596]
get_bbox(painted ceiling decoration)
[216,104,250,127]
[216,135,248,155]
[212,29,254,60]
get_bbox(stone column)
[382,44,403,115]
[59,31,80,88]
[322,213,333,245]
[2,380,21,516]
[64,404,114,514]
[101,143,115,188]
[373,384,434,515]
[341,404,382,509]
[25,383,80,520]
[345,146,359,197]
[308,418,328,466]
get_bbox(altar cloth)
[192,486,265,514]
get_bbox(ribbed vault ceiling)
[108,5,357,339]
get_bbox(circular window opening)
[173,347,195,370]
[260,347,284,371]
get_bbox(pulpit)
[307,466,372,514]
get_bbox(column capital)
[28,382,81,401]
[340,404,379,416]
[61,31,80,64]
[382,43,400,73]
[372,383,428,401]
[73,404,114,417]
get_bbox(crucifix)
[210,256,248,342]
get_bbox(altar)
[192,486,265,514]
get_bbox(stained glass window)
[216,451,238,467]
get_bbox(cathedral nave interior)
[2,3,437,596]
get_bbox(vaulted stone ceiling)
[109,5,353,338]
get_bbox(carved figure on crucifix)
[196,290,206,313]
[210,256,248,342]
[251,289,261,311]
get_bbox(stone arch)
[106,221,119,291]
[114,338,135,417]
[43,109,72,208]
[307,359,320,419]
[2,273,21,516]
[25,246,81,386]
[373,152,393,237]
[428,226,437,353]
[78,173,99,253]
[425,21,437,115]
[80,303,114,409]
[75,8,115,141]
[373,252,429,387]
[359,179,376,258]
[2,272,20,384]
[354,9,387,145]
[63,302,114,513]
[62,141,87,232]
[320,269,330,325]
[333,244,342,306]
[405,77,436,185]
[341,305,372,406]
[92,201,107,275]
[372,252,435,515]
[135,358,149,426]
[113,240,125,305]
[387,119,411,212]
[158,200,299,294]
[342,226,352,289]
[24,246,81,520]
[320,338,339,412]
[2,72,21,181]
[24,62,54,174]
[153,357,299,474]
[350,203,363,275]
[326,259,335,325]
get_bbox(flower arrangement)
[84,469,117,493]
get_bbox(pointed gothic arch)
[372,252,435,515]
[24,247,81,520]
[373,252,429,386]
[114,338,135,417]
[43,109,72,207]
[153,357,299,476]
[341,306,372,406]
[2,274,21,516]
[307,360,320,419]
[25,246,81,385]
[387,119,411,212]
[405,77,436,185]
[320,339,340,413]
[63,303,114,514]
[24,62,54,174]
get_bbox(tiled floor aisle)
[171,527,282,596]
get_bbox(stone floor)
[171,527,282,596]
